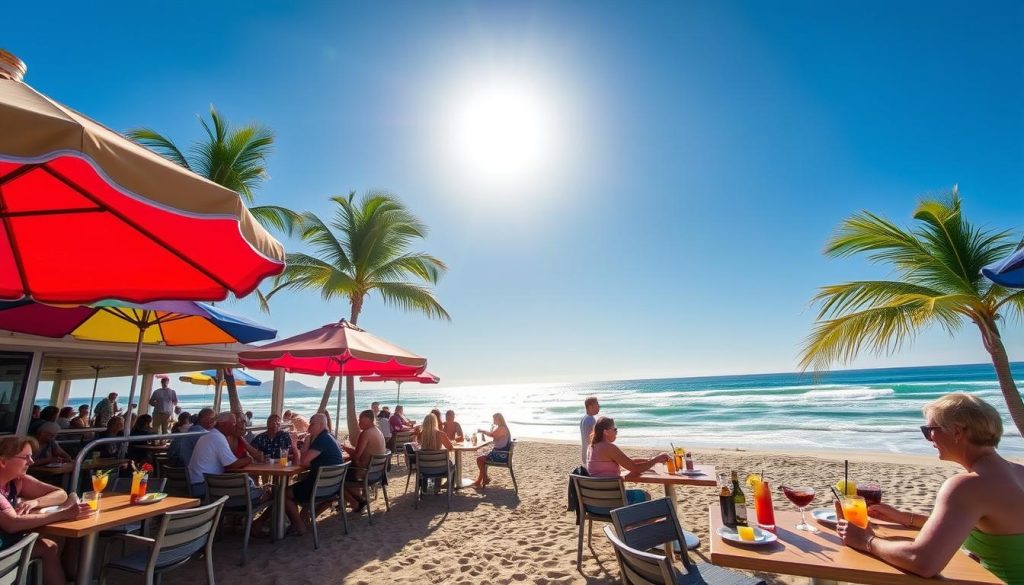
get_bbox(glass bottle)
[731,470,748,527]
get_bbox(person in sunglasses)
[838,393,1024,583]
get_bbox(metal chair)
[403,442,418,493]
[306,462,350,549]
[391,431,414,467]
[413,449,454,510]
[569,474,627,567]
[160,466,191,498]
[203,473,270,565]
[348,452,390,525]
[0,532,37,585]
[609,498,764,585]
[99,495,227,585]
[483,439,518,493]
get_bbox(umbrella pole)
[88,365,101,426]
[396,381,402,404]
[123,322,147,441]
[335,363,344,439]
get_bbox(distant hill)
[258,379,320,393]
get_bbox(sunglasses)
[920,425,941,440]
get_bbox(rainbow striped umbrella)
[178,369,263,387]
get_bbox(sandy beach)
[98,439,976,585]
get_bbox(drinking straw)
[844,460,849,493]
[830,485,843,502]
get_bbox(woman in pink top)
[586,417,670,506]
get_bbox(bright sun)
[446,79,557,184]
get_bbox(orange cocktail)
[842,495,868,528]
[753,480,776,531]
[91,472,108,493]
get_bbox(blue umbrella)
[982,248,1024,288]
[178,369,264,387]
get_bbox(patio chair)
[403,442,418,493]
[413,449,454,510]
[347,452,390,525]
[307,462,350,550]
[483,439,518,493]
[608,498,764,585]
[160,466,191,498]
[99,495,227,585]
[152,454,170,478]
[569,474,627,567]
[0,532,37,585]
[203,473,270,566]
[391,431,414,467]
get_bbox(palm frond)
[372,282,452,321]
[250,205,303,236]
[125,129,192,170]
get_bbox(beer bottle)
[718,474,737,528]
[731,470,748,527]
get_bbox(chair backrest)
[203,473,252,511]
[311,463,349,500]
[570,474,627,517]
[366,452,391,484]
[161,465,191,497]
[393,431,413,447]
[107,477,168,494]
[147,496,227,574]
[609,498,695,571]
[153,453,171,477]
[603,524,675,585]
[487,439,515,467]
[415,450,450,477]
[0,532,37,585]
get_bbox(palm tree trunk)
[347,303,363,440]
[223,368,242,414]
[976,319,1024,437]
[317,376,336,413]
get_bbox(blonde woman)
[839,393,1024,583]
[472,413,511,488]
[420,413,453,451]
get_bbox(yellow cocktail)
[91,472,108,493]
[841,495,868,528]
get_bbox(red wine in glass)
[857,483,882,507]
[781,486,818,532]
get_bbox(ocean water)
[61,362,1024,456]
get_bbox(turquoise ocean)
[62,362,1024,456]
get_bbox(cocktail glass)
[841,495,869,528]
[752,480,776,531]
[91,471,108,493]
[83,490,100,511]
[673,447,684,474]
[781,485,818,532]
[856,482,882,507]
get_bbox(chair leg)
[382,483,391,511]
[312,503,320,550]
[365,481,374,526]
[240,514,251,565]
[577,520,585,567]
[405,469,412,494]
[587,518,593,546]
[414,476,420,509]
[206,544,216,585]
[338,495,349,535]
[509,466,518,494]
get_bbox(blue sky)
[7,1,1024,392]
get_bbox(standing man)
[580,396,600,465]
[94,392,119,427]
[149,377,178,434]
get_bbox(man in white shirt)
[149,377,178,434]
[580,396,600,465]
[188,411,254,497]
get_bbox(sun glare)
[446,79,557,185]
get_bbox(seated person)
[378,407,393,449]
[31,423,71,467]
[227,412,263,461]
[251,414,299,462]
[68,405,90,429]
[838,393,1024,583]
[473,412,517,488]
[583,416,668,508]
[92,416,125,459]
[443,410,464,442]
[417,413,453,491]
[28,406,59,436]
[128,414,156,463]
[388,405,416,443]
[273,414,343,536]
[283,410,310,434]
[187,412,264,501]
[56,407,74,429]
[171,411,192,433]
[168,408,213,466]
[0,436,92,585]
[343,410,387,513]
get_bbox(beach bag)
[567,466,589,524]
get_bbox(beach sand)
[106,440,964,585]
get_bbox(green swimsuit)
[962,529,1024,584]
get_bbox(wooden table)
[451,439,492,489]
[37,493,198,585]
[132,443,170,452]
[709,506,1003,585]
[622,463,717,550]
[240,462,308,541]
[30,458,128,490]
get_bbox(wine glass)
[781,485,818,532]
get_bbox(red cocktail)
[781,485,818,532]
[856,483,882,507]
[753,480,775,531]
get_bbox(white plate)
[136,493,167,505]
[717,525,778,546]
[677,469,705,476]
[811,508,838,526]
[38,505,61,514]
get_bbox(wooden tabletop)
[708,506,1002,585]
[451,439,492,452]
[240,462,309,476]
[132,443,170,451]
[621,463,717,487]
[36,494,199,539]
[31,458,128,475]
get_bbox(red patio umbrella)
[238,320,427,435]
[0,50,285,304]
[360,371,439,403]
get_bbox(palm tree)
[127,106,300,413]
[800,188,1024,436]
[267,191,450,437]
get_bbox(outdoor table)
[36,493,198,585]
[240,462,308,541]
[708,505,1003,585]
[451,439,492,489]
[132,443,170,452]
[622,463,717,550]
[30,458,128,491]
